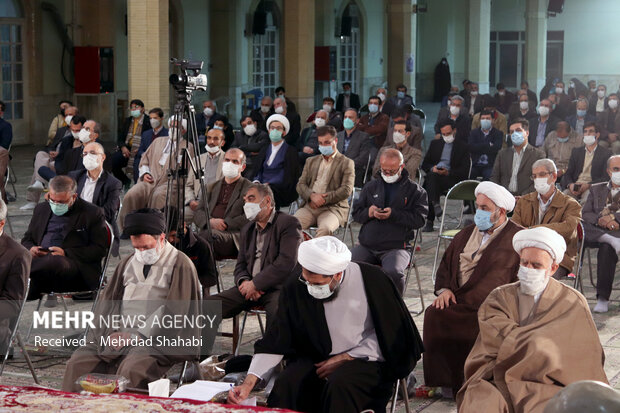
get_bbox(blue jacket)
[468,127,503,167]
[0,118,12,150]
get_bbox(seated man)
[298,110,327,164]
[231,114,269,178]
[273,97,301,148]
[383,107,424,150]
[295,126,355,237]
[227,236,423,413]
[117,117,195,232]
[434,95,472,143]
[250,96,273,133]
[457,227,608,412]
[567,98,597,135]
[372,120,422,177]
[512,159,581,279]
[194,148,252,258]
[528,99,560,148]
[421,119,470,232]
[336,81,361,112]
[62,208,201,391]
[423,181,522,396]
[470,96,507,136]
[253,114,300,208]
[21,176,108,299]
[46,100,72,144]
[543,121,582,178]
[206,183,302,326]
[337,108,373,187]
[352,149,428,294]
[491,118,545,196]
[0,198,31,353]
[132,107,168,183]
[321,96,343,130]
[0,101,12,203]
[357,95,390,148]
[468,109,504,181]
[561,121,612,204]
[597,92,620,153]
[583,155,620,313]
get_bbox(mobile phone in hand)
[573,183,581,192]
[39,247,50,252]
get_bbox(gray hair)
[315,110,328,118]
[248,182,274,204]
[225,147,246,165]
[84,141,105,154]
[576,98,589,108]
[49,175,77,195]
[607,154,620,168]
[274,97,287,107]
[0,198,6,222]
[451,95,465,103]
[532,158,558,174]
[379,147,404,165]
[86,119,101,135]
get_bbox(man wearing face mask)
[543,121,582,177]
[528,99,560,147]
[375,87,388,112]
[597,92,620,154]
[512,159,581,279]
[372,120,422,176]
[385,83,414,113]
[471,95,508,137]
[335,82,361,113]
[560,122,612,204]
[421,119,470,232]
[491,118,544,196]
[274,86,297,114]
[206,183,302,329]
[47,99,73,144]
[384,108,424,150]
[567,98,596,135]
[434,95,472,143]
[111,99,151,187]
[469,110,504,181]
[296,126,355,237]
[358,96,390,148]
[232,114,269,177]
[249,96,273,133]
[353,149,428,294]
[227,236,423,413]
[337,109,373,187]
[458,227,608,412]
[132,108,168,183]
[299,110,328,164]
[508,91,536,126]
[272,97,301,148]
[550,80,571,120]
[195,100,218,138]
[589,84,608,115]
[319,97,343,130]
[493,83,515,115]
[423,181,522,397]
[21,175,108,300]
[62,208,202,392]
[520,81,538,106]
[583,155,620,313]
[464,82,483,116]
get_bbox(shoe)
[6,194,15,202]
[27,181,45,193]
[19,202,37,210]
[43,293,58,308]
[463,205,472,214]
[434,204,443,217]
[593,299,609,313]
[422,221,434,233]
[168,361,202,384]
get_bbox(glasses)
[298,274,332,287]
[81,151,102,157]
[269,126,284,132]
[381,168,400,176]
[530,172,551,180]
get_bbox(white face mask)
[274,106,284,114]
[65,115,74,125]
[150,118,161,129]
[597,90,606,98]
[442,134,455,144]
[470,91,478,97]
[517,265,549,296]
[392,131,406,144]
[206,145,221,154]
[534,177,552,195]
[222,161,241,179]
[377,93,386,102]
[134,241,163,265]
[204,107,214,117]
[555,87,564,94]
[583,135,596,146]
[609,99,618,109]
[381,170,401,184]
[243,124,257,136]
[78,128,91,143]
[449,105,460,116]
[243,201,263,221]
[71,130,80,140]
[538,106,550,117]
[520,101,529,111]
[82,153,100,171]
[261,105,271,113]
[322,104,332,113]
[612,171,620,186]
[498,90,506,96]
[314,118,326,128]
[307,276,338,300]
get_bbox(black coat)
[560,145,613,190]
[55,138,104,176]
[468,127,504,167]
[254,144,301,207]
[434,107,472,143]
[336,93,361,112]
[284,112,302,149]
[180,230,217,288]
[21,198,108,289]
[434,58,451,102]
[528,115,561,146]
[421,138,471,181]
[118,114,151,148]
[232,129,270,177]
[254,262,424,382]
[46,126,70,152]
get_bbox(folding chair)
[404,230,425,315]
[3,144,16,201]
[431,180,480,284]
[571,220,586,293]
[0,279,40,384]
[390,376,411,413]
[580,237,620,302]
[411,107,426,134]
[234,307,266,356]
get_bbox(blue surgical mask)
[397,91,405,99]
[319,144,334,156]
[49,199,70,216]
[269,129,283,142]
[577,109,587,117]
[480,119,492,130]
[213,125,223,130]
[130,109,141,118]
[344,90,351,96]
[511,131,525,146]
[368,104,379,113]
[557,137,569,143]
[474,209,494,231]
[343,118,355,130]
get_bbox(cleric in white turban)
[266,114,290,136]
[227,236,423,412]
[458,227,608,413]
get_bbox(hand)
[608,133,618,143]
[368,205,380,218]
[239,280,261,301]
[569,184,580,196]
[303,146,315,154]
[598,215,613,228]
[210,218,228,231]
[228,375,258,404]
[107,332,133,351]
[606,220,619,231]
[189,200,199,211]
[310,193,326,209]
[373,207,392,220]
[142,173,154,183]
[438,168,449,176]
[30,246,48,257]
[121,146,130,158]
[49,151,58,160]
[432,289,456,309]
[315,353,354,379]
[579,183,591,194]
[49,246,65,256]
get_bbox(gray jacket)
[583,181,620,241]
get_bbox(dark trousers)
[470,165,493,181]
[268,358,393,413]
[38,166,56,181]
[597,243,618,300]
[424,172,458,222]
[205,285,280,331]
[110,151,130,185]
[28,255,86,300]
[351,244,410,295]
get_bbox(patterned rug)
[0,385,294,412]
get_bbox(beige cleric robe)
[62,244,201,392]
[457,279,608,413]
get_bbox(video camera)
[169,58,207,92]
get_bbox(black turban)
[124,208,166,236]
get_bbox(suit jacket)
[118,114,151,148]
[468,127,504,167]
[421,138,471,181]
[494,91,516,114]
[358,112,390,148]
[385,95,415,112]
[234,211,302,291]
[583,181,620,241]
[46,126,69,152]
[254,142,300,207]
[0,118,12,150]
[336,93,361,112]
[21,198,108,289]
[195,111,217,136]
[56,138,104,176]
[471,111,507,137]
[552,93,571,120]
[560,145,613,189]
[464,94,484,115]
[296,151,355,225]
[336,128,373,170]
[206,177,252,232]
[434,106,472,143]
[566,113,597,131]
[284,111,302,149]
[596,108,620,139]
[491,144,545,195]
[528,116,561,146]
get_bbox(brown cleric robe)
[457,279,608,413]
[423,220,522,390]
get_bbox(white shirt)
[266,142,284,166]
[537,189,556,224]
[80,170,103,203]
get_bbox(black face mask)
[60,108,66,116]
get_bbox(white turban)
[474,181,516,212]
[297,236,352,275]
[512,227,567,265]
[168,116,187,131]
[266,114,290,135]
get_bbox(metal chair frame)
[234,307,266,356]
[404,230,425,315]
[411,107,426,134]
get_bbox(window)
[338,3,360,93]
[0,22,22,119]
[489,31,525,89]
[252,12,279,98]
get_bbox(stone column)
[467,0,491,94]
[282,0,315,119]
[127,0,169,112]
[525,0,547,95]
[387,0,417,102]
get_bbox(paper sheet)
[240,397,257,406]
[148,378,170,397]
[170,380,232,402]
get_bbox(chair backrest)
[411,108,425,120]
[445,180,480,202]
[358,104,369,118]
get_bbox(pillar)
[387,0,416,102]
[467,0,491,94]
[525,0,547,95]
[282,0,315,119]
[127,0,169,112]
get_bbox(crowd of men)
[0,77,617,412]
